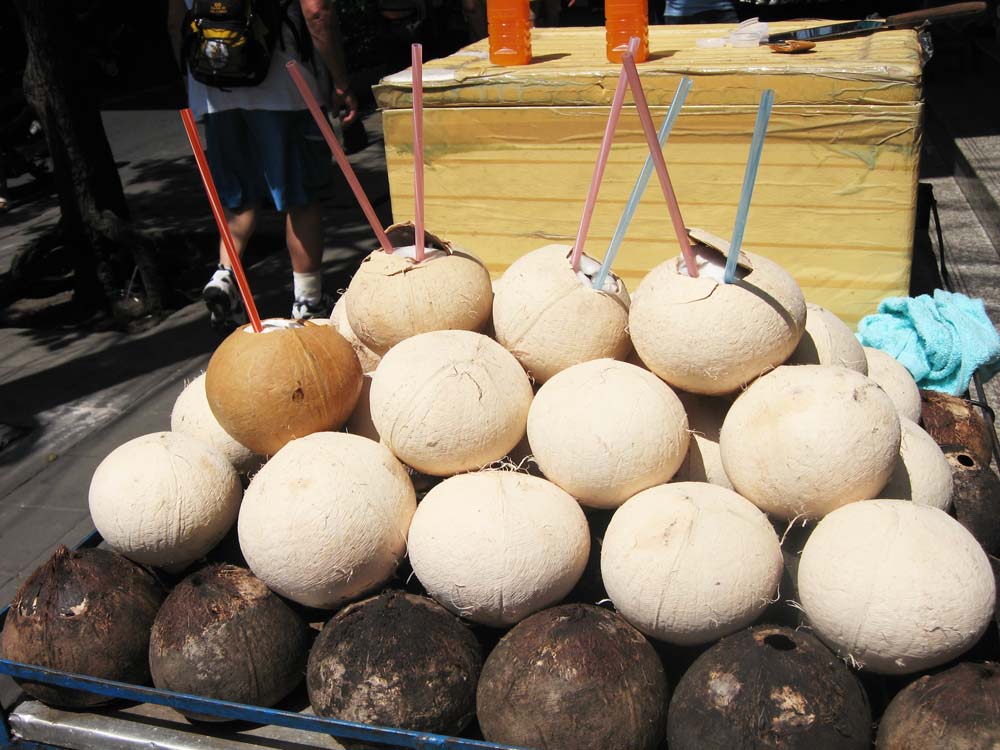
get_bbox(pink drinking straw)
[180,108,263,333]
[621,52,699,278]
[569,37,640,273]
[285,61,393,254]
[411,44,426,262]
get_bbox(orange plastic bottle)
[488,0,532,66]
[605,0,649,63]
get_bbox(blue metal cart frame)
[0,532,521,750]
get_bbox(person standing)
[662,0,738,24]
[167,0,358,328]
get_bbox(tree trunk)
[10,0,165,322]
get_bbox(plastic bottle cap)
[695,37,727,49]
[728,30,761,48]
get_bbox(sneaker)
[292,293,334,321]
[203,266,246,330]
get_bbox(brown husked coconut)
[863,347,921,423]
[920,388,993,465]
[629,231,806,395]
[343,223,493,356]
[601,482,783,645]
[406,471,590,627]
[672,390,733,489]
[667,625,872,750]
[370,330,533,476]
[238,432,416,609]
[171,372,264,475]
[787,303,868,373]
[798,500,996,674]
[205,319,362,456]
[527,359,689,509]
[477,604,668,750]
[876,662,1000,750]
[89,431,242,570]
[149,564,308,717]
[879,417,953,511]
[492,244,632,384]
[1,546,165,707]
[720,365,901,520]
[331,295,381,374]
[307,591,482,736]
[944,448,1000,557]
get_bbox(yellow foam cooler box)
[374,25,923,326]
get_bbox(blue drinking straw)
[592,76,693,291]
[724,88,775,284]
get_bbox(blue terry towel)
[856,290,1000,396]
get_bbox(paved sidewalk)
[0,106,391,607]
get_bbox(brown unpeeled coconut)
[527,359,689,508]
[672,390,733,489]
[863,347,921,422]
[787,303,868,373]
[720,365,901,520]
[370,330,533,476]
[492,244,631,384]
[343,223,493,356]
[205,319,362,457]
[629,231,806,395]
[171,372,264,475]
[331,295,380,373]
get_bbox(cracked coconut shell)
[205,319,363,457]
[492,244,631,384]
[629,233,806,395]
[343,224,493,356]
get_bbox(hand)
[332,85,359,126]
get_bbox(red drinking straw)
[180,108,263,333]
[411,44,426,262]
[285,61,394,254]
[569,37,639,273]
[621,52,699,277]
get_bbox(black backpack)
[182,0,311,88]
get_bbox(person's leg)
[287,201,334,318]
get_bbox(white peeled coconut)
[370,330,533,476]
[787,303,868,373]
[629,230,806,395]
[492,244,631,384]
[672,390,733,489]
[89,431,242,570]
[601,482,783,645]
[798,499,996,674]
[171,373,264,475]
[406,471,590,627]
[331,295,381,373]
[238,432,415,609]
[863,347,921,422]
[343,223,493,356]
[343,373,380,443]
[527,359,688,508]
[879,417,954,511]
[720,365,901,520]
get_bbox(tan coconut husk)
[205,319,363,456]
[343,223,493,356]
[331,295,381,374]
[787,303,868,373]
[629,229,806,396]
[492,244,631,384]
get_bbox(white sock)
[293,271,323,301]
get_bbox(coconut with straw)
[493,40,667,385]
[308,47,492,357]
[180,109,363,457]
[628,85,806,395]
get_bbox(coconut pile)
[3,235,999,750]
